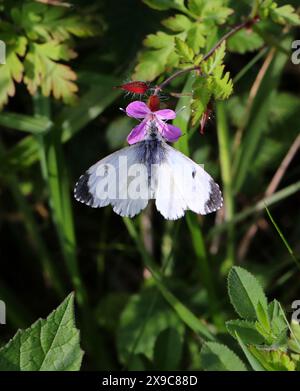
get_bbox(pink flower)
[125,101,182,145]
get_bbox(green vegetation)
[0,0,299,371]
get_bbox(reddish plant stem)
[154,17,260,95]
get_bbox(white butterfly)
[74,121,223,220]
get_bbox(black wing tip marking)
[204,179,223,214]
[74,172,96,207]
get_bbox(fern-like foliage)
[0,1,99,109]
[136,0,300,128]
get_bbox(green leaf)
[200,342,247,371]
[256,301,271,334]
[268,300,288,341]
[0,36,27,109]
[175,38,195,62]
[270,5,300,26]
[227,29,264,54]
[153,328,183,370]
[208,67,233,100]
[117,287,185,363]
[162,14,192,32]
[289,320,300,354]
[228,266,268,320]
[11,3,97,41]
[203,41,226,74]
[128,354,152,371]
[226,319,265,344]
[235,332,266,371]
[191,77,212,126]
[144,31,175,49]
[200,42,233,101]
[134,32,179,81]
[187,25,206,52]
[24,42,78,104]
[143,0,185,11]
[0,293,83,371]
[188,0,233,24]
[248,346,295,371]
[0,112,52,134]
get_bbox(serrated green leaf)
[227,29,264,54]
[188,0,233,24]
[134,46,176,81]
[0,36,27,109]
[134,31,181,80]
[162,14,192,32]
[203,41,226,74]
[258,0,277,20]
[270,5,300,26]
[187,25,206,52]
[200,342,247,371]
[143,0,185,11]
[153,328,183,370]
[175,37,195,62]
[228,266,268,320]
[0,293,83,371]
[191,76,212,125]
[226,319,265,344]
[24,42,78,103]
[208,68,233,100]
[11,3,97,41]
[144,31,175,49]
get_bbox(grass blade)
[0,112,52,134]
[216,101,235,273]
[209,181,300,238]
[265,206,300,270]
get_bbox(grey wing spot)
[204,180,223,214]
[192,170,196,178]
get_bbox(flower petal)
[161,123,182,142]
[127,120,147,144]
[155,109,176,120]
[126,101,150,118]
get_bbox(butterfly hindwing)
[155,143,223,219]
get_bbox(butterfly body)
[74,122,223,220]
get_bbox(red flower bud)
[114,81,149,95]
[147,95,160,112]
